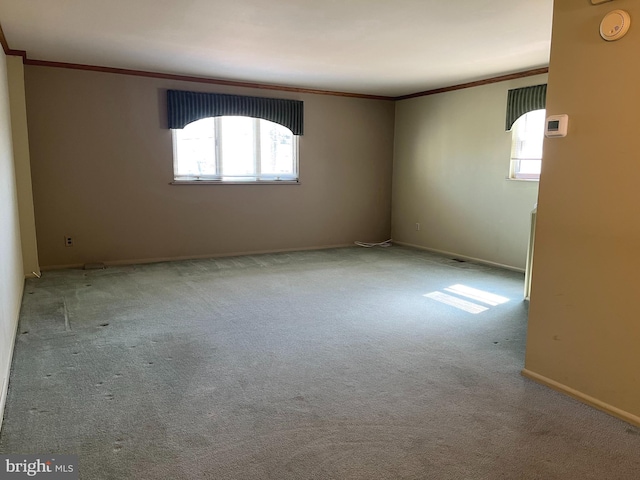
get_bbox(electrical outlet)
[415,223,420,231]
[64,236,74,247]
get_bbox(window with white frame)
[172,116,298,183]
[509,109,545,180]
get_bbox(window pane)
[175,118,215,176]
[516,160,541,175]
[513,109,545,160]
[220,117,255,177]
[260,120,294,177]
[510,109,545,180]
[173,116,298,182]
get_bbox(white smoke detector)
[600,10,631,41]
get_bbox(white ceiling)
[0,0,553,97]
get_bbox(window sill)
[505,177,539,183]
[170,180,300,185]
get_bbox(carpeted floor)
[1,246,639,479]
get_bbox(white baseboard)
[0,279,24,434]
[521,368,640,428]
[38,243,355,271]
[393,241,525,273]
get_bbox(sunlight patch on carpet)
[443,284,509,306]
[423,291,489,314]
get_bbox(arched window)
[509,109,545,180]
[505,84,547,181]
[172,116,298,183]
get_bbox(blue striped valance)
[505,84,547,131]
[167,90,304,135]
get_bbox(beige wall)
[7,56,39,277]
[24,66,395,268]
[525,0,640,424]
[392,75,545,270]
[0,51,25,427]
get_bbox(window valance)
[505,84,547,131]
[167,90,304,135]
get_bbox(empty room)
[0,0,639,478]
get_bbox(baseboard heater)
[524,205,537,300]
